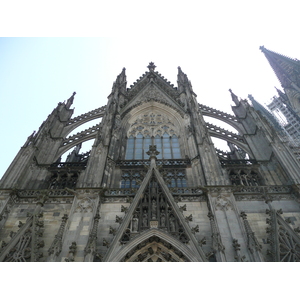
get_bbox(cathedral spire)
[260,46,300,89]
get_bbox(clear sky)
[1,1,300,179]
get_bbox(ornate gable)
[103,146,208,262]
[120,63,186,118]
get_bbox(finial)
[147,62,156,71]
[146,145,160,159]
[73,92,76,96]
[259,45,265,52]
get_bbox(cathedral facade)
[1,51,300,262]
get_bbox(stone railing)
[169,187,204,195]
[16,189,75,198]
[48,161,88,170]
[116,159,191,168]
[233,185,291,194]
[220,159,257,166]
[105,188,138,196]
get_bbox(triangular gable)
[103,153,207,262]
[120,67,186,118]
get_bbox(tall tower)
[260,46,300,115]
[1,62,300,262]
[260,46,300,153]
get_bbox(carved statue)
[142,210,148,227]
[160,210,166,227]
[132,214,139,232]
[169,215,176,232]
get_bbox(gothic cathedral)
[1,49,300,262]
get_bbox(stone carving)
[121,236,189,262]
[169,215,176,232]
[266,207,300,262]
[142,210,148,227]
[146,145,160,158]
[185,214,193,222]
[151,200,157,219]
[121,205,128,213]
[232,239,246,262]
[109,226,117,236]
[103,238,110,248]
[215,195,233,211]
[3,228,32,262]
[179,204,187,212]
[207,211,225,253]
[160,210,166,227]
[294,227,300,233]
[199,237,206,247]
[132,214,139,232]
[84,212,101,259]
[71,190,99,213]
[65,242,77,262]
[240,211,262,254]
[115,215,123,224]
[191,225,199,234]
[48,214,68,258]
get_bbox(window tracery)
[228,169,261,186]
[160,169,187,188]
[49,172,79,189]
[125,113,182,160]
[120,170,146,188]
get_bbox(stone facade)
[1,57,300,262]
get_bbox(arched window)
[125,132,182,160]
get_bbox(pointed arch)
[122,102,189,161]
[108,228,204,262]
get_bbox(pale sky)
[1,1,300,179]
